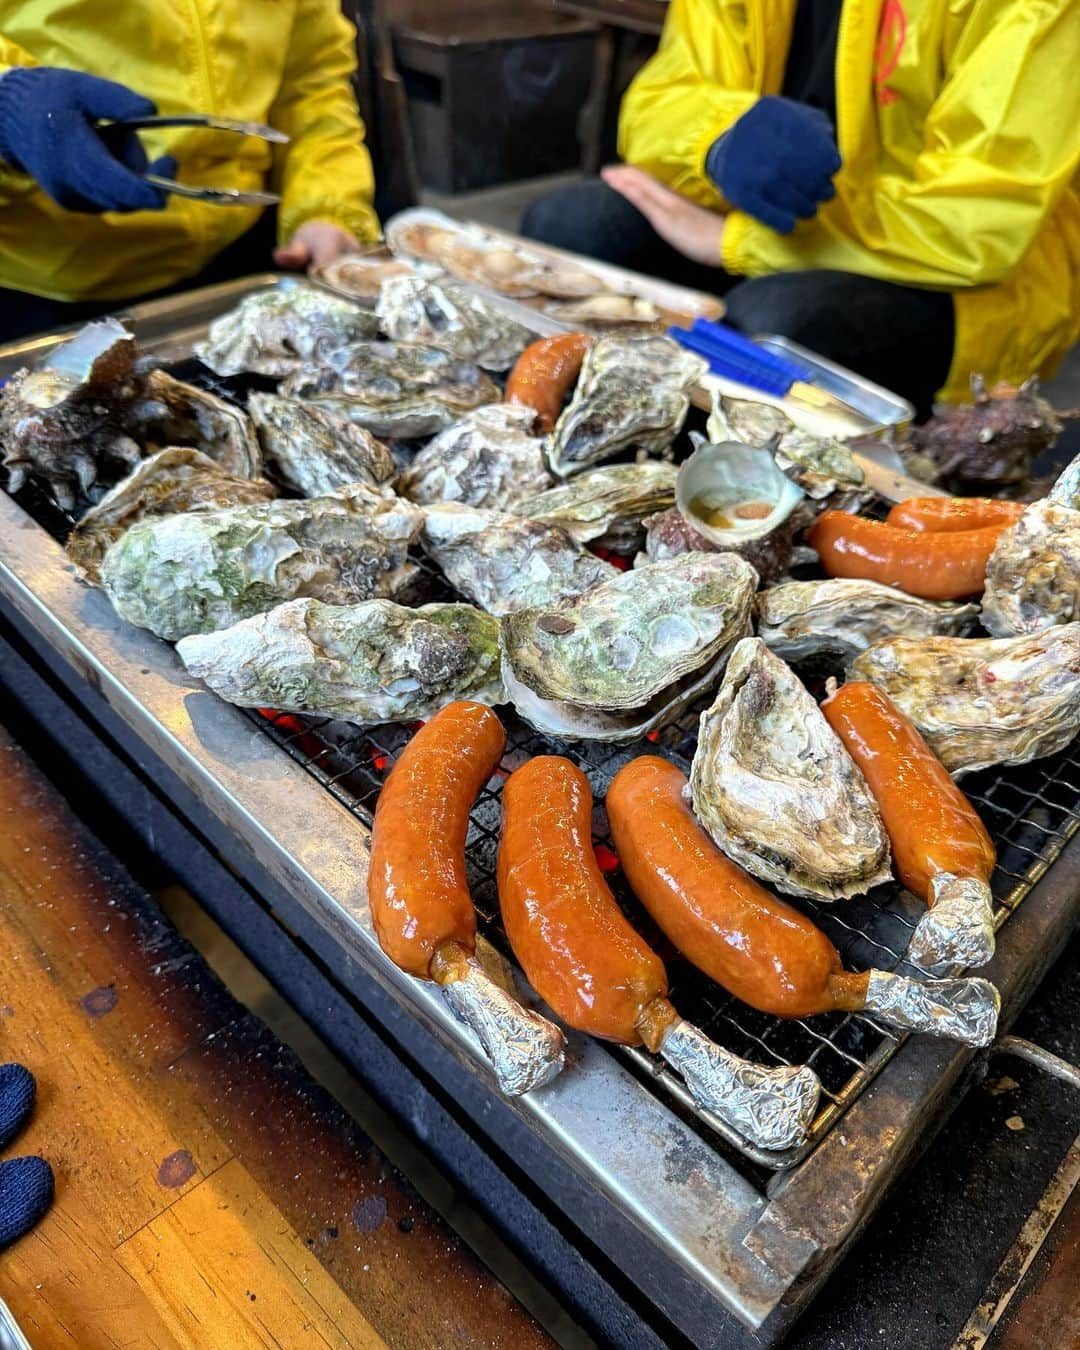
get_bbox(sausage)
[806,510,1007,599]
[369,700,505,980]
[504,333,592,433]
[498,755,675,1048]
[606,757,870,1018]
[821,682,995,902]
[886,497,1025,533]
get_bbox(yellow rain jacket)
[0,0,380,302]
[620,0,1080,399]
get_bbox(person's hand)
[602,165,726,266]
[706,96,841,235]
[0,67,176,213]
[274,221,360,271]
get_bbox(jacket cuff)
[720,211,756,274]
[278,198,381,248]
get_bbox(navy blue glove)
[0,67,177,213]
[706,96,841,235]
[0,1064,52,1249]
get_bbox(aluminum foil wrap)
[659,1019,821,1151]
[907,873,997,975]
[440,957,566,1095]
[864,971,1000,1047]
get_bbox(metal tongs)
[100,114,289,207]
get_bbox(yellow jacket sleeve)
[0,35,38,77]
[268,0,380,246]
[723,0,1080,287]
[618,0,778,207]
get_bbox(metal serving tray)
[1,278,1078,1345]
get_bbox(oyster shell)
[375,275,532,370]
[757,579,979,668]
[0,319,143,510]
[194,286,378,377]
[419,502,616,616]
[546,295,660,326]
[101,483,423,641]
[639,506,796,585]
[689,638,892,899]
[397,404,552,510]
[548,335,706,478]
[280,341,499,439]
[131,370,262,479]
[177,597,502,724]
[518,462,677,549]
[501,553,756,742]
[66,447,275,585]
[850,625,1080,775]
[708,394,866,499]
[247,392,395,497]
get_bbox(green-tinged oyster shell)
[397,404,552,509]
[518,461,677,548]
[248,392,395,497]
[419,502,616,616]
[548,335,706,478]
[280,341,500,439]
[757,579,978,669]
[194,286,379,377]
[101,483,423,641]
[177,597,502,724]
[690,638,892,900]
[850,625,1080,775]
[66,446,276,585]
[375,275,532,370]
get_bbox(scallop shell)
[247,392,395,497]
[313,254,433,303]
[546,295,660,326]
[397,404,552,510]
[375,275,532,371]
[689,638,892,899]
[981,498,1080,637]
[757,579,979,669]
[518,461,677,548]
[850,625,1080,775]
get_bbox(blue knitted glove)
[0,67,177,213]
[0,1064,53,1249]
[706,96,841,235]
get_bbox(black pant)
[522,179,955,419]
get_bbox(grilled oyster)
[0,319,143,510]
[66,447,276,585]
[131,370,262,479]
[689,638,891,899]
[397,404,552,510]
[502,553,756,742]
[851,625,1080,775]
[708,394,866,500]
[375,275,532,371]
[639,506,796,585]
[548,335,706,478]
[247,392,395,497]
[419,502,616,616]
[177,597,502,724]
[546,295,659,326]
[101,484,423,641]
[757,579,979,669]
[280,341,499,439]
[518,462,677,549]
[194,286,378,377]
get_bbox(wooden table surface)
[0,724,551,1349]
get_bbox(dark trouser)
[522,179,955,419]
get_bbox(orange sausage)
[369,701,506,979]
[822,682,995,903]
[607,757,869,1018]
[806,511,1006,599]
[886,497,1025,533]
[504,333,592,433]
[498,755,670,1046]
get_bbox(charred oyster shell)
[397,404,552,510]
[101,483,423,641]
[247,392,395,497]
[131,370,262,479]
[638,506,796,585]
[280,341,499,439]
[981,497,1080,637]
[194,286,379,377]
[548,335,706,478]
[177,597,502,724]
[518,462,677,549]
[689,638,891,899]
[419,503,616,616]
[850,625,1080,775]
[757,579,979,669]
[375,275,532,371]
[66,447,275,585]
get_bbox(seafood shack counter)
[0,248,1078,1346]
